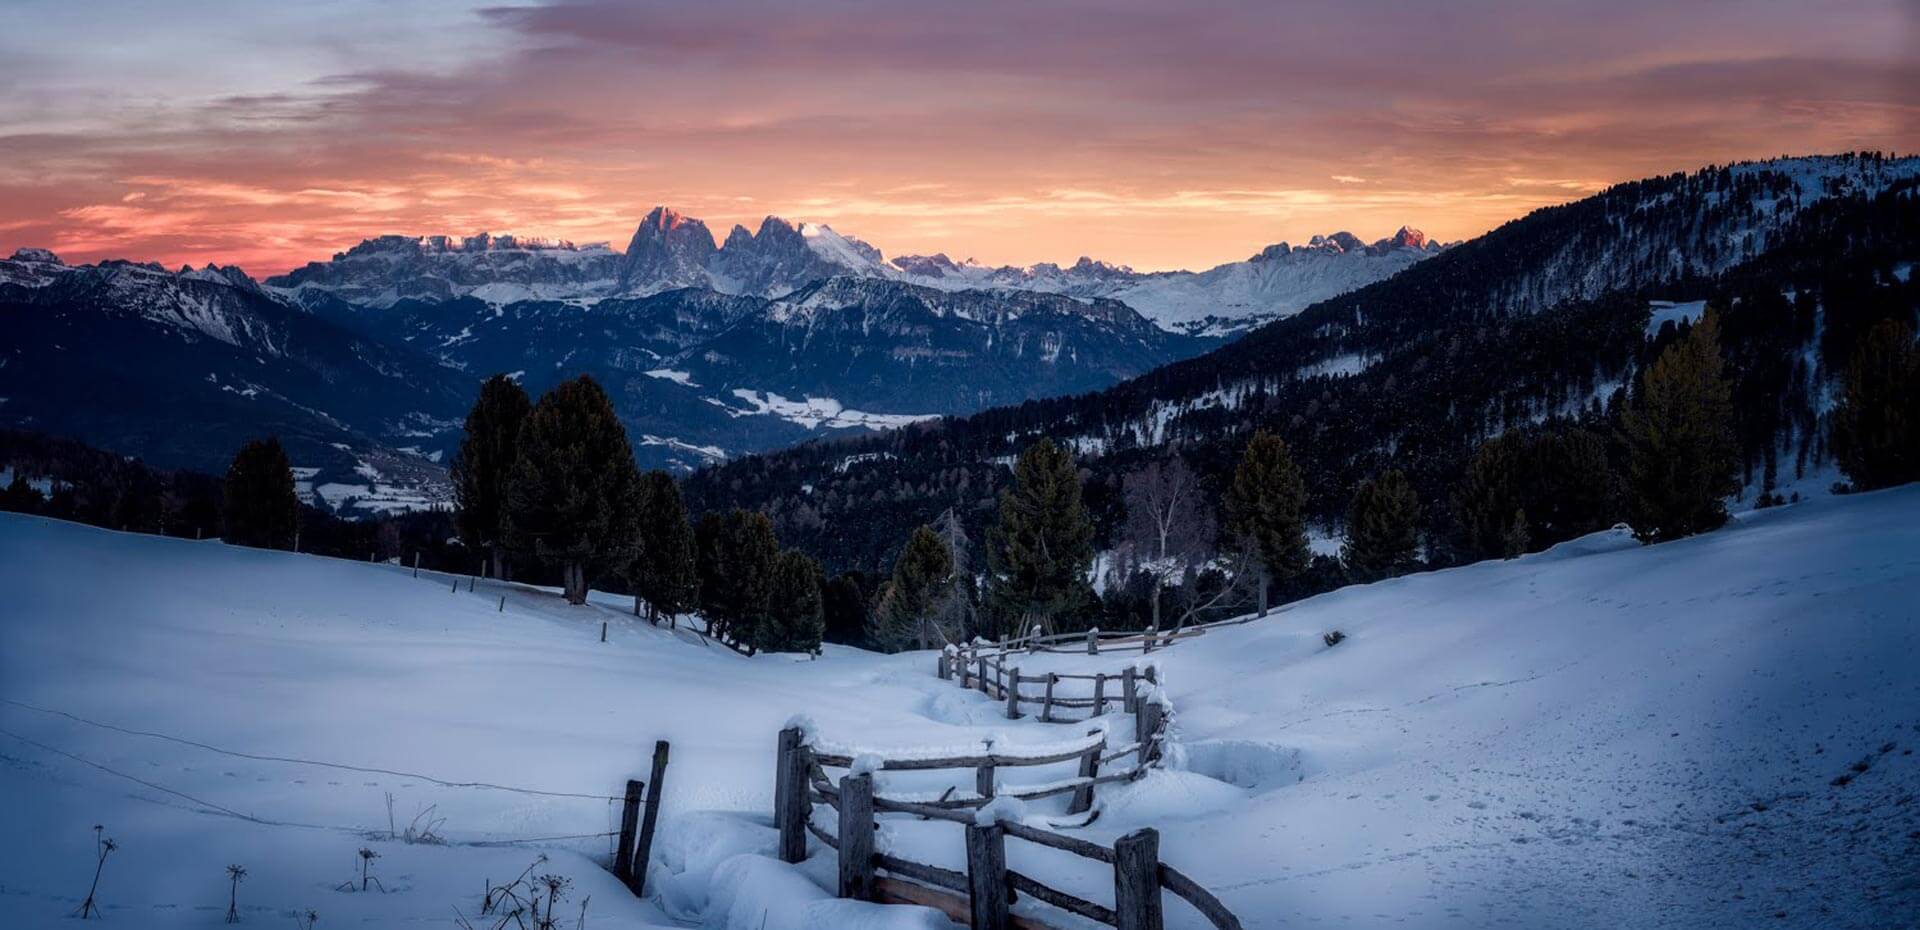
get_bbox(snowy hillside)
[2,486,1916,928]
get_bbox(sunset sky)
[2,0,1915,276]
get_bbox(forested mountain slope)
[684,155,1920,574]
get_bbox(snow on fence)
[773,721,1237,930]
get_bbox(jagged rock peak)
[9,247,63,264]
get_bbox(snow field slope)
[2,484,1918,928]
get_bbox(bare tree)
[1121,457,1216,630]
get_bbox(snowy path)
[4,486,1919,928]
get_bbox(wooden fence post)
[1087,628,1098,655]
[938,651,951,680]
[1113,828,1164,930]
[976,762,996,800]
[614,779,643,884]
[1093,674,1107,717]
[1143,626,1156,654]
[1041,673,1057,722]
[1138,698,1163,768]
[977,659,989,696]
[959,651,972,689]
[838,773,876,900]
[1068,727,1102,814]
[413,552,420,578]
[1144,665,1158,687]
[1123,666,1138,714]
[633,740,670,895]
[775,727,809,863]
[965,823,1010,930]
[1005,667,1021,719]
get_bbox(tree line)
[841,300,1919,651]
[447,374,825,654]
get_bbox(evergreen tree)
[501,376,642,604]
[699,509,779,653]
[223,437,298,549]
[986,439,1095,638]
[872,525,955,652]
[1502,508,1531,559]
[1619,308,1740,542]
[1832,320,1920,491]
[821,572,870,647]
[1,473,44,514]
[1223,430,1310,614]
[451,374,531,581]
[1341,469,1422,582]
[1454,425,1618,561]
[628,470,699,625]
[766,549,825,654]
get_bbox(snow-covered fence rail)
[943,648,1165,727]
[776,725,1239,930]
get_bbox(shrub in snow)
[975,795,1027,826]
[337,848,385,893]
[73,824,117,919]
[1324,629,1347,647]
[224,864,247,924]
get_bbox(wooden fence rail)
[941,649,1163,726]
[776,726,1240,930]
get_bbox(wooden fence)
[942,649,1167,727]
[609,740,671,895]
[775,726,1239,930]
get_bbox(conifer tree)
[501,376,641,604]
[628,470,699,625]
[767,549,825,654]
[1832,320,1919,491]
[1224,430,1310,614]
[223,437,298,549]
[1454,425,1617,561]
[452,374,531,581]
[821,573,870,646]
[986,439,1095,638]
[699,509,779,653]
[1341,469,1422,582]
[1619,308,1739,542]
[873,525,955,651]
[1,473,44,514]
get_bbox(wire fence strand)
[2,699,621,801]
[0,725,622,849]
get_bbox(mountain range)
[6,211,1432,503]
[8,154,1908,529]
[270,208,1441,336]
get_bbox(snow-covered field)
[2,486,1917,929]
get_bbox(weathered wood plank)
[1068,728,1101,815]
[875,853,967,894]
[1114,828,1164,930]
[1160,863,1244,930]
[776,727,809,863]
[633,741,670,895]
[965,824,1010,930]
[613,778,642,886]
[1009,870,1117,925]
[838,773,876,900]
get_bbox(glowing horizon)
[2,0,1915,278]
